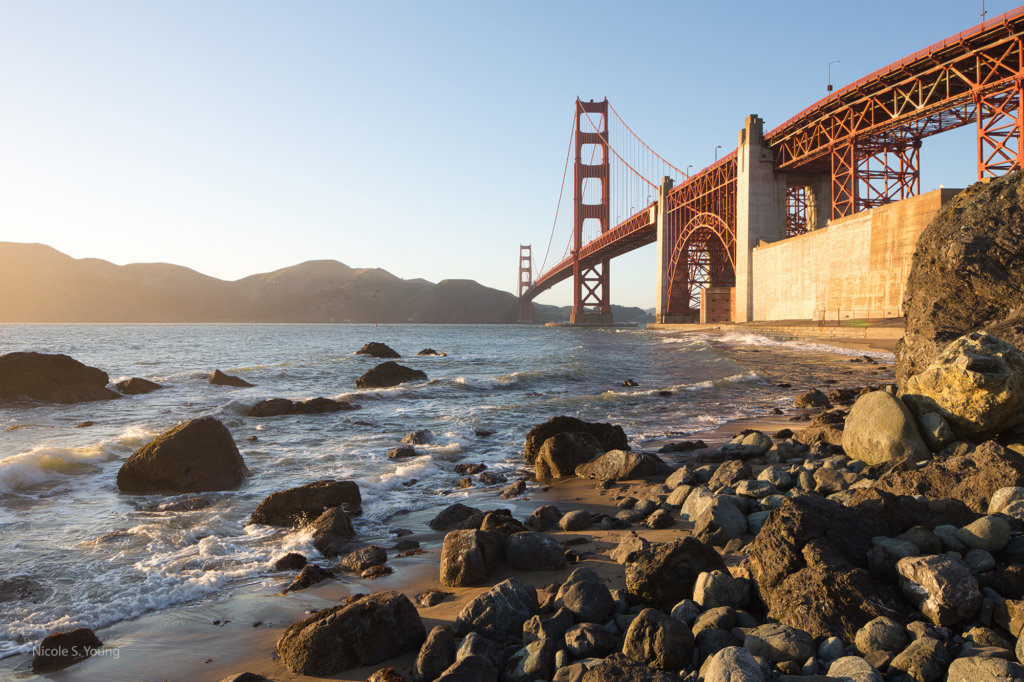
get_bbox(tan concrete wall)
[751,188,960,321]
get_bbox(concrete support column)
[734,114,784,322]
[654,176,674,323]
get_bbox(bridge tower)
[517,245,533,323]
[571,98,613,325]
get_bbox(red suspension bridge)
[517,6,1024,325]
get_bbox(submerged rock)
[209,369,253,387]
[276,591,425,675]
[115,377,161,395]
[247,479,362,526]
[0,352,119,403]
[355,361,426,388]
[116,417,248,493]
[249,397,355,417]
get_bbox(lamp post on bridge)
[714,145,722,161]
[686,164,693,178]
[828,60,841,93]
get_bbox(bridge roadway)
[522,6,1024,324]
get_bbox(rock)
[340,545,386,572]
[611,531,651,565]
[503,639,557,682]
[249,397,354,417]
[827,656,883,682]
[276,591,425,675]
[477,510,525,535]
[535,432,600,481]
[309,507,355,557]
[621,608,693,671]
[579,653,683,682]
[454,578,538,642]
[355,361,426,389]
[946,655,1024,681]
[560,509,593,531]
[116,377,161,395]
[0,352,119,403]
[210,369,253,387]
[897,554,980,626]
[794,424,845,447]
[387,444,417,459]
[887,636,949,682]
[402,429,434,445]
[902,332,1024,441]
[991,487,1024,514]
[917,412,955,451]
[707,460,752,490]
[219,674,271,682]
[417,589,452,608]
[31,627,103,673]
[625,536,728,610]
[854,616,908,663]
[526,505,563,532]
[746,494,906,640]
[273,553,306,571]
[565,622,617,658]
[524,416,628,465]
[478,471,506,485]
[415,625,456,682]
[897,173,1024,386]
[645,509,674,529]
[366,668,404,682]
[575,450,663,481]
[842,391,930,466]
[659,440,707,454]
[417,348,445,356]
[116,417,248,493]
[722,431,773,457]
[874,440,1024,514]
[794,389,829,407]
[440,529,504,587]
[357,342,401,358]
[281,563,332,593]
[248,479,362,526]
[555,569,615,624]
[455,462,486,475]
[435,655,497,682]
[695,498,748,547]
[430,503,482,531]
[702,646,765,682]
[523,607,573,645]
[693,570,751,610]
[504,532,567,571]
[957,515,1012,552]
[743,622,814,664]
[500,479,526,499]
[0,576,50,604]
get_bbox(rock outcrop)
[248,397,355,417]
[247,480,362,526]
[897,172,1024,386]
[355,361,427,388]
[0,352,119,403]
[209,369,253,387]
[534,432,600,481]
[523,416,628,464]
[116,417,248,493]
[356,342,401,359]
[575,450,665,482]
[276,591,425,675]
[115,377,161,395]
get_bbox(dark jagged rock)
[794,389,828,408]
[355,361,426,388]
[746,494,908,640]
[115,377,161,395]
[415,625,456,682]
[504,532,567,571]
[0,352,119,403]
[579,653,683,682]
[524,416,629,464]
[622,608,695,670]
[31,627,103,673]
[248,396,355,417]
[874,440,1024,514]
[247,479,362,526]
[658,440,708,454]
[454,578,538,642]
[387,445,417,459]
[575,450,666,482]
[310,507,355,557]
[440,529,505,587]
[534,431,601,481]
[273,552,307,571]
[525,505,562,532]
[625,537,727,610]
[209,369,253,387]
[429,503,482,531]
[276,591,425,675]
[417,348,446,356]
[116,417,248,493]
[357,342,401,359]
[402,429,434,445]
[897,172,1024,386]
[281,563,332,593]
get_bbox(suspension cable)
[608,102,689,179]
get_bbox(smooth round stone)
[871,536,920,559]
[735,480,777,498]
[964,548,996,573]
[956,516,1011,553]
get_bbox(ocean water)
[0,323,891,657]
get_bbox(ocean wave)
[716,332,894,359]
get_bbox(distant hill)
[0,242,654,324]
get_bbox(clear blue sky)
[0,1,1017,308]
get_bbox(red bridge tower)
[571,98,613,324]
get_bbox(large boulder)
[622,608,694,671]
[873,440,1024,514]
[355,361,426,389]
[116,417,248,493]
[746,494,907,640]
[896,554,980,626]
[357,342,401,359]
[275,591,425,676]
[574,450,664,482]
[625,537,727,610]
[555,568,615,624]
[902,332,1024,441]
[31,627,103,673]
[0,352,119,403]
[523,416,628,464]
[439,529,505,587]
[534,432,600,481]
[453,578,538,642]
[429,503,483,531]
[309,507,356,557]
[247,480,362,526]
[842,390,930,465]
[504,532,567,571]
[580,653,683,682]
[897,172,1024,387]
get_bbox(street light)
[686,164,693,178]
[714,145,722,161]
[828,60,841,93]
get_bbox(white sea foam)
[716,332,893,359]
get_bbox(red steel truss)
[785,185,809,236]
[571,98,612,323]
[517,245,533,323]
[857,134,921,209]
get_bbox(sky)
[0,0,1018,309]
